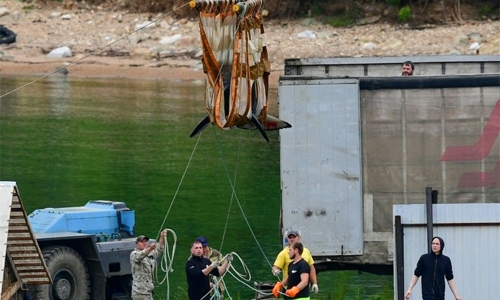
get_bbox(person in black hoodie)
[405,236,463,300]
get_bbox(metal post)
[426,187,433,253]
[432,189,438,204]
[395,215,404,300]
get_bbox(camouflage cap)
[136,235,149,243]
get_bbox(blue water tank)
[28,200,135,237]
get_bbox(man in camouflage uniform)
[130,229,167,300]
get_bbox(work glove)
[311,283,319,294]
[226,253,233,262]
[272,268,281,276]
[210,261,219,268]
[272,281,283,297]
[285,286,300,298]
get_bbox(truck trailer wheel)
[34,246,91,300]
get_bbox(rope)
[155,228,178,300]
[157,131,202,233]
[212,127,273,268]
[0,2,190,100]
[218,130,243,253]
[223,252,277,299]
[153,132,202,300]
[1,0,276,297]
[0,1,277,299]
[200,1,273,272]
[210,276,222,299]
[198,251,256,300]
[160,3,275,296]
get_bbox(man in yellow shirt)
[271,230,319,294]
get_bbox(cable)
[153,131,202,300]
[218,130,244,253]
[0,2,190,100]
[212,127,274,268]
[157,131,202,234]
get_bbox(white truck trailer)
[278,55,500,277]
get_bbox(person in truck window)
[271,230,318,295]
[405,236,463,300]
[130,229,167,300]
[402,60,415,76]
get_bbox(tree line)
[74,0,500,23]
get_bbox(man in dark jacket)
[405,236,463,300]
[185,239,232,300]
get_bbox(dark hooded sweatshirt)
[413,237,454,300]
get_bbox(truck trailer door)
[279,78,363,256]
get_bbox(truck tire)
[34,246,91,300]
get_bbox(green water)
[0,76,392,299]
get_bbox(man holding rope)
[186,239,232,300]
[130,229,167,300]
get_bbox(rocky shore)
[0,0,499,85]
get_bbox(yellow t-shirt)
[273,246,314,276]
